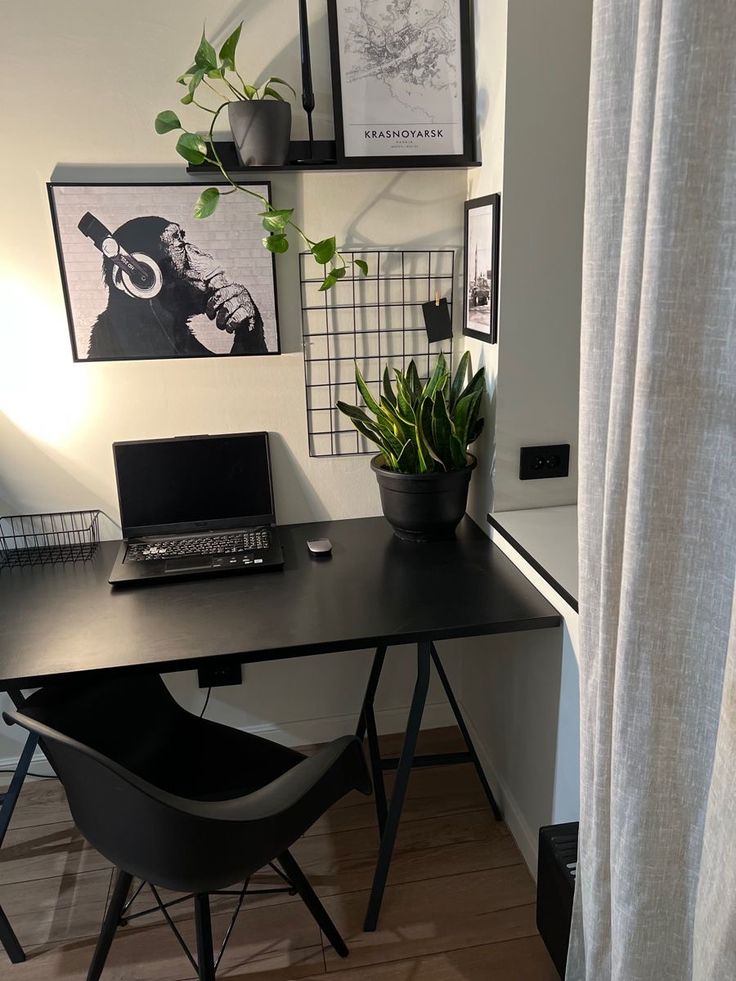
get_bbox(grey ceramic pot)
[228,101,291,167]
[371,454,477,542]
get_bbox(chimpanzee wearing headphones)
[78,212,268,359]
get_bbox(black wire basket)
[0,510,101,568]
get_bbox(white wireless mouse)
[307,538,333,557]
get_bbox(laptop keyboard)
[126,528,271,562]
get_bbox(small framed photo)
[48,181,281,362]
[463,193,500,344]
[327,0,477,167]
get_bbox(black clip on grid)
[300,250,455,458]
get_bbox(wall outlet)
[519,444,570,480]
[197,661,242,689]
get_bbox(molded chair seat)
[3,675,371,979]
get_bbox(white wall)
[0,0,466,760]
[492,0,590,512]
[454,0,590,870]
[464,0,589,520]
[488,523,582,863]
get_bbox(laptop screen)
[114,433,275,536]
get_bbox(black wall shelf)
[187,141,481,176]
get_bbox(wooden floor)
[0,727,557,980]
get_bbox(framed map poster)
[327,0,477,166]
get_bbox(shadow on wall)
[285,170,465,354]
[269,432,329,522]
[210,0,336,142]
[161,640,457,749]
[466,352,497,524]
[459,626,564,865]
[476,80,490,140]
[474,62,490,163]
[341,171,464,251]
[0,414,334,532]
[0,412,120,538]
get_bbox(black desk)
[0,516,559,937]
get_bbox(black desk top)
[0,516,560,689]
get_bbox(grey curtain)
[568,1,736,979]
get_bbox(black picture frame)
[47,181,281,363]
[463,193,500,345]
[327,0,477,168]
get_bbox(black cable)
[199,687,212,719]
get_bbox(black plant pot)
[228,101,291,167]
[371,454,477,543]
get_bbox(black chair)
[3,676,371,980]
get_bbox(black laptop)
[109,432,284,585]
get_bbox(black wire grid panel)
[0,510,100,567]
[300,249,455,458]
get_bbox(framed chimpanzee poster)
[48,182,281,361]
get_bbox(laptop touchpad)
[165,557,214,573]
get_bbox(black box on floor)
[537,822,579,978]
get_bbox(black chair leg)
[278,850,348,958]
[364,708,388,836]
[87,869,132,981]
[194,894,216,981]
[0,731,39,848]
[0,902,25,964]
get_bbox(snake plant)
[337,352,485,474]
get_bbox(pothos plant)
[337,352,485,474]
[155,23,367,290]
